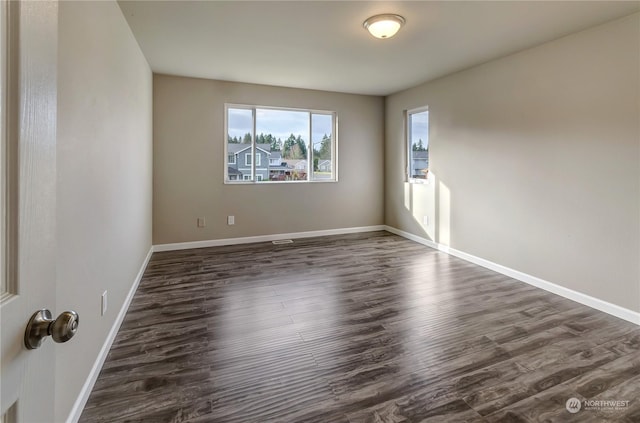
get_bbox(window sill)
[408,178,429,185]
[225,179,338,185]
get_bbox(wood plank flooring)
[79,231,640,422]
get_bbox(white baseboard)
[384,225,640,326]
[66,246,154,423]
[384,225,439,250]
[153,225,387,252]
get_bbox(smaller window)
[245,153,252,166]
[255,153,261,167]
[407,107,429,182]
[256,175,263,181]
[228,154,236,165]
[243,174,251,181]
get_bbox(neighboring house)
[317,160,331,172]
[227,167,243,181]
[269,162,293,181]
[227,145,313,181]
[269,151,282,166]
[281,160,307,180]
[281,160,307,172]
[267,151,292,180]
[411,150,429,179]
[227,143,271,181]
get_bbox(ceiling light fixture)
[363,14,406,39]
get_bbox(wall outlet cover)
[101,291,108,316]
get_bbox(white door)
[0,1,59,422]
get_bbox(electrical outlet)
[101,291,108,316]
[227,215,235,225]
[197,217,206,227]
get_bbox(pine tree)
[319,134,331,159]
[296,135,307,159]
[283,134,296,158]
[413,139,426,151]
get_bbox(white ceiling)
[118,1,640,96]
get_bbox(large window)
[225,104,337,183]
[407,107,429,181]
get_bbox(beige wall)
[385,13,640,313]
[56,1,153,421]
[153,75,384,244]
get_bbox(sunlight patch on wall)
[403,173,437,241]
[404,182,411,211]
[438,180,451,247]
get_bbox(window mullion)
[308,112,312,181]
[333,113,337,181]
[252,107,257,182]
[407,111,411,181]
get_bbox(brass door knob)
[24,309,79,350]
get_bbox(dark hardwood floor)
[79,231,640,422]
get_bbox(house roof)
[270,151,282,160]
[227,167,242,176]
[228,143,271,155]
[412,151,428,159]
[281,160,307,170]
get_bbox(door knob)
[24,309,79,350]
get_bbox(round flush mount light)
[363,14,406,39]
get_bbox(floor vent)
[272,239,294,245]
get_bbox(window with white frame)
[225,104,337,183]
[407,107,429,181]
[228,154,235,165]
